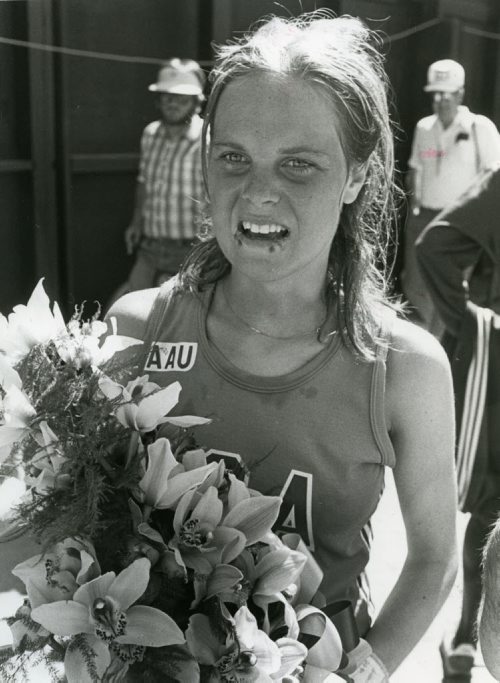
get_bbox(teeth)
[241,222,287,235]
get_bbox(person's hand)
[125,222,142,255]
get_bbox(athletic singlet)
[140,281,396,631]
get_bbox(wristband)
[336,639,389,682]
[349,651,389,682]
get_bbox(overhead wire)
[0,15,483,65]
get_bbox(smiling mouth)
[237,221,290,241]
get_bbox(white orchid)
[98,376,211,434]
[13,537,101,608]
[138,437,219,512]
[171,485,282,576]
[31,558,185,683]
[8,599,51,652]
[0,279,66,363]
[186,606,307,682]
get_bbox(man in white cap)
[117,58,206,297]
[401,58,500,336]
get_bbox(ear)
[342,164,367,205]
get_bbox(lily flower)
[0,385,36,463]
[138,438,219,513]
[0,353,22,391]
[31,558,185,681]
[56,316,141,370]
[98,376,211,434]
[13,537,101,608]
[0,279,66,363]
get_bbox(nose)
[241,169,280,206]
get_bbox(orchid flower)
[31,558,185,682]
[0,279,66,363]
[13,537,101,608]
[171,486,246,573]
[171,486,282,574]
[233,544,307,610]
[138,438,219,514]
[181,448,226,492]
[186,606,305,682]
[233,607,306,682]
[55,316,141,369]
[0,384,36,463]
[8,599,51,652]
[98,375,211,433]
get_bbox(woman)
[109,12,458,679]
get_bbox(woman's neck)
[221,274,329,338]
[206,274,337,377]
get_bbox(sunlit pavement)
[0,473,498,681]
[369,471,497,682]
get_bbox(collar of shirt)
[433,105,474,137]
[159,114,203,142]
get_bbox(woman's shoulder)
[385,316,453,417]
[389,316,448,358]
[105,280,196,339]
[106,287,160,339]
[386,315,451,378]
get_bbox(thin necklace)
[220,281,334,342]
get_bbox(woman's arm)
[365,319,458,674]
[478,516,500,679]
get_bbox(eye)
[220,152,248,165]
[283,158,315,174]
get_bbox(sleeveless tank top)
[140,282,396,631]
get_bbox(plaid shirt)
[138,115,204,239]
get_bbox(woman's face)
[207,72,365,283]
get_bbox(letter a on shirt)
[274,469,314,551]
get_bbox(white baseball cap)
[148,65,203,96]
[424,59,465,93]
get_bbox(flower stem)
[126,432,140,469]
[48,636,65,656]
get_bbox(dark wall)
[56,0,205,311]
[0,3,36,312]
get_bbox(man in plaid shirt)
[125,58,205,291]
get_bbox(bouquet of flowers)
[0,281,348,682]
